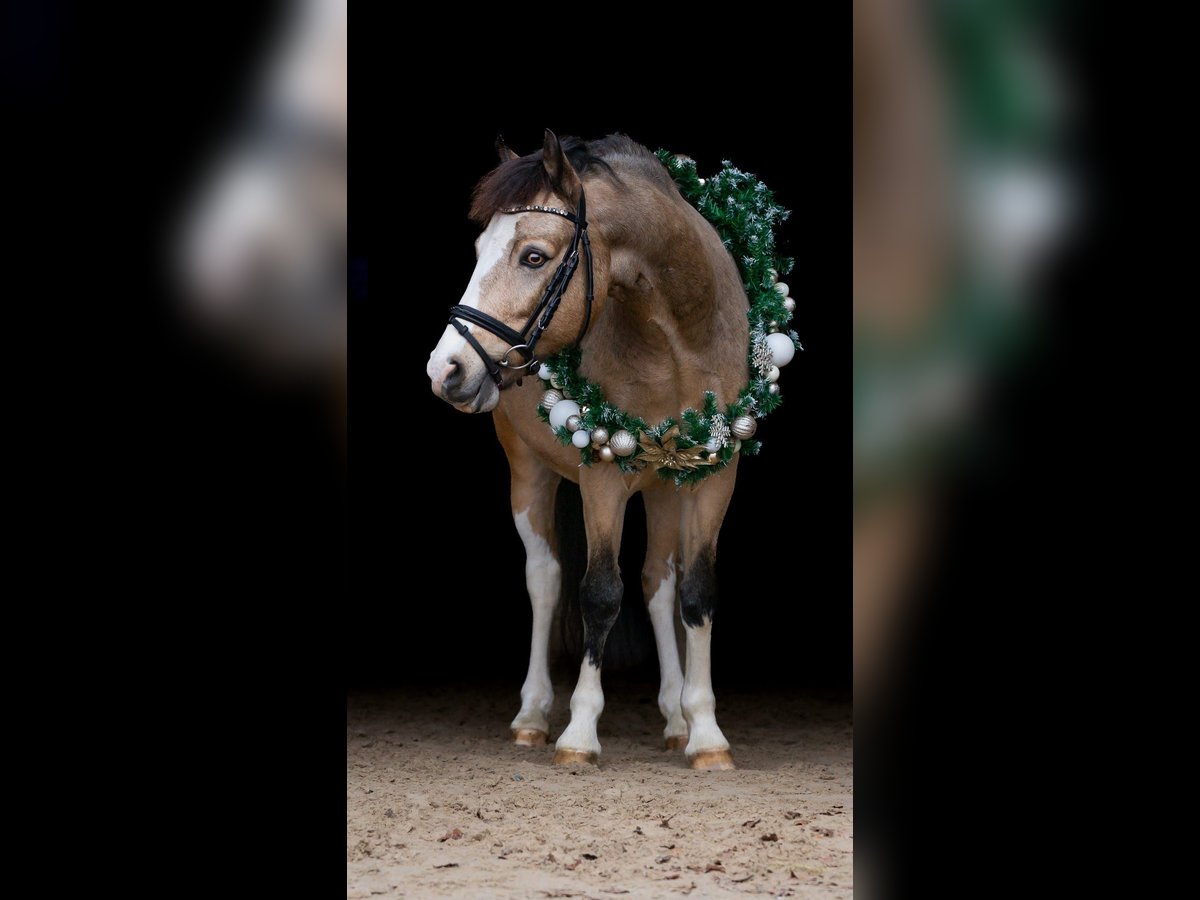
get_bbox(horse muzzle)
[428,352,499,413]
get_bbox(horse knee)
[641,556,677,611]
[580,550,623,665]
[679,551,717,628]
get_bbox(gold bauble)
[608,430,637,457]
[731,415,757,439]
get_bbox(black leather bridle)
[447,188,594,388]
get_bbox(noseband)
[447,188,594,388]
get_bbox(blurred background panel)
[854,0,1076,704]
[147,1,349,600]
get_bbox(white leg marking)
[555,659,605,756]
[646,555,687,741]
[681,620,730,756]
[510,509,560,735]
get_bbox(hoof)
[688,748,735,771]
[552,748,599,766]
[512,729,548,747]
[664,734,689,751]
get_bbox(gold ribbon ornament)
[636,425,720,473]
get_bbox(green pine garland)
[535,150,799,487]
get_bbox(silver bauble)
[550,375,563,390]
[768,383,780,395]
[767,320,780,333]
[591,426,610,446]
[731,415,757,439]
[783,296,796,313]
[541,389,563,410]
[774,282,790,298]
[565,414,583,432]
[598,446,615,463]
[609,430,637,457]
[767,365,780,383]
[768,267,778,283]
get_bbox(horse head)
[427,130,610,413]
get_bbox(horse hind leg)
[643,489,688,750]
[679,470,738,771]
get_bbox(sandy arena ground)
[347,684,852,898]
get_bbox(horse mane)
[469,134,674,226]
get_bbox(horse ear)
[495,134,518,163]
[542,129,581,204]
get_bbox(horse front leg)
[679,463,739,770]
[553,471,630,765]
[502,431,563,747]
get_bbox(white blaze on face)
[427,213,522,394]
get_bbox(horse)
[426,131,749,770]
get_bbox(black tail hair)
[552,481,656,674]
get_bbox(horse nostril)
[443,357,463,390]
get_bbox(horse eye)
[522,250,546,268]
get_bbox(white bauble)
[774,282,790,298]
[767,365,780,383]
[571,429,591,448]
[705,437,724,454]
[766,332,796,367]
[609,430,637,457]
[548,399,581,428]
[537,363,553,382]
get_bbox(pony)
[427,131,750,770]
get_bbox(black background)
[353,122,848,689]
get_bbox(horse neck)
[582,180,749,408]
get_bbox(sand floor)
[348,684,852,898]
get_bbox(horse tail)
[553,481,655,674]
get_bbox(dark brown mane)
[469,136,628,226]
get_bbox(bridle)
[447,187,594,388]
